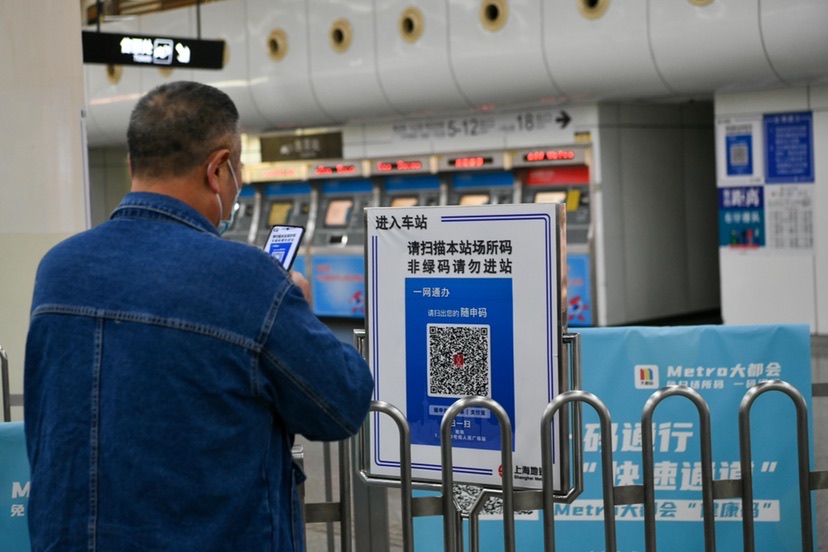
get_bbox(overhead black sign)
[82,31,225,70]
[260,132,344,162]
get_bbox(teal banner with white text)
[413,324,815,550]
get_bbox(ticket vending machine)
[372,155,443,208]
[514,146,593,326]
[308,160,376,321]
[256,182,314,275]
[441,151,517,206]
[222,185,258,245]
[381,175,443,208]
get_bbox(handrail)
[306,379,825,552]
[541,390,616,552]
[1,345,10,422]
[641,386,717,552]
[366,400,414,552]
[739,380,814,552]
[440,396,515,552]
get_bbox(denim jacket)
[24,192,374,551]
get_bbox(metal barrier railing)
[2,345,11,422]
[441,396,516,552]
[303,379,827,552]
[641,386,716,551]
[7,329,824,550]
[542,390,616,552]
[739,380,814,552]
[6,330,826,549]
[367,400,414,551]
[301,440,354,552]
[559,333,584,504]
[1,345,25,422]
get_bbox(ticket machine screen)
[534,191,567,204]
[267,201,293,226]
[459,193,490,206]
[324,199,354,227]
[390,196,418,208]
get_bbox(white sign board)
[365,203,566,490]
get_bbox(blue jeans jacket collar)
[111,191,220,236]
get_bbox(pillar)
[0,1,87,420]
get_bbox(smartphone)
[262,225,305,270]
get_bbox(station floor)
[299,332,828,551]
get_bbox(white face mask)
[216,161,241,235]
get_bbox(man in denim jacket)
[24,81,374,551]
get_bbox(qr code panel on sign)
[427,324,491,397]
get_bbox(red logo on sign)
[453,353,464,368]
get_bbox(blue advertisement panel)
[413,325,815,551]
[566,254,592,327]
[310,254,365,318]
[0,422,30,550]
[292,255,306,276]
[718,186,764,247]
[764,112,814,184]
[405,277,515,452]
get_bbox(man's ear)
[205,149,231,194]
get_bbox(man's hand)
[290,271,312,304]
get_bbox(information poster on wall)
[716,112,814,253]
[764,112,814,184]
[365,203,566,490]
[412,324,815,551]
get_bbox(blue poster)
[764,112,814,184]
[413,325,815,551]
[292,254,306,276]
[309,254,365,318]
[566,254,592,327]
[405,278,515,452]
[718,186,764,247]
[726,133,753,176]
[0,422,30,550]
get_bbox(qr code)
[427,324,491,397]
[730,144,749,166]
[453,484,534,518]
[454,484,503,516]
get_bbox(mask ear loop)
[216,159,241,234]
[212,165,224,224]
[227,162,240,195]
[207,153,233,226]
[215,190,224,223]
